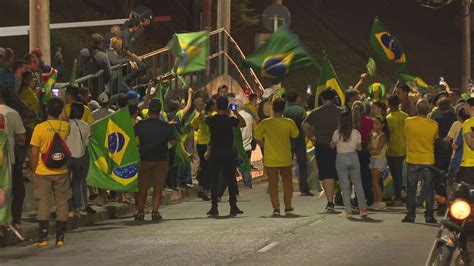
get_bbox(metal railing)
[66,28,264,98]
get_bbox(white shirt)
[0,104,26,164]
[66,119,91,158]
[92,107,114,121]
[239,110,253,151]
[332,129,361,153]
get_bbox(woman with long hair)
[371,100,387,119]
[368,117,390,210]
[331,111,368,218]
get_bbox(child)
[368,117,389,210]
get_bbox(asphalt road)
[0,182,439,266]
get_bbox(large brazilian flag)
[243,25,316,84]
[369,17,407,70]
[0,130,11,225]
[87,110,140,192]
[167,31,209,75]
[315,54,345,108]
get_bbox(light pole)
[461,0,471,91]
[29,0,50,65]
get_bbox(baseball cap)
[97,92,110,104]
[148,98,161,112]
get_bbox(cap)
[148,98,161,112]
[88,100,100,110]
[262,88,274,99]
[98,92,110,104]
[127,90,141,100]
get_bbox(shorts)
[369,158,387,170]
[315,144,338,180]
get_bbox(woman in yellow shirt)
[19,70,41,129]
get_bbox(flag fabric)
[87,110,140,192]
[155,81,169,105]
[173,110,196,167]
[369,17,406,69]
[0,130,11,225]
[41,68,57,104]
[400,73,429,90]
[233,128,250,174]
[366,58,377,77]
[315,54,345,107]
[167,31,209,75]
[69,59,78,85]
[243,25,316,84]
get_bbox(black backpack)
[41,121,71,169]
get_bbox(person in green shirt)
[283,89,313,196]
[386,95,408,206]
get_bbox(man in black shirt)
[134,99,176,221]
[206,96,246,216]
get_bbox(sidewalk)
[0,169,265,247]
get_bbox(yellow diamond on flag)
[105,120,130,166]
[176,39,202,75]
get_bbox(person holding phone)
[205,96,246,216]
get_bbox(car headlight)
[449,200,471,220]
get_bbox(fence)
[66,28,264,99]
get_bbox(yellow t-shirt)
[19,86,41,129]
[65,103,94,125]
[461,118,474,167]
[30,120,71,175]
[254,116,299,167]
[386,110,408,157]
[244,103,258,117]
[405,116,438,165]
[191,111,214,145]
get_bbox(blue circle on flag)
[112,163,138,179]
[108,132,125,153]
[380,33,403,61]
[263,58,288,77]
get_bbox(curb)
[0,174,265,247]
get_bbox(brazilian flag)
[173,110,196,167]
[87,110,140,192]
[369,17,406,70]
[243,25,316,84]
[42,69,57,105]
[315,54,345,108]
[400,73,429,91]
[167,31,209,75]
[0,130,11,225]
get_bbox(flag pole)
[392,79,400,95]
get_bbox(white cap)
[98,92,110,104]
[262,88,274,99]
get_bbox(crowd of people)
[1,13,474,248]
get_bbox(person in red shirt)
[352,101,374,207]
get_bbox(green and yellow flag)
[400,73,429,90]
[369,17,406,70]
[233,128,250,174]
[243,25,316,84]
[167,31,209,75]
[366,58,377,77]
[0,130,11,225]
[42,69,57,104]
[315,54,345,108]
[173,110,196,167]
[87,110,140,192]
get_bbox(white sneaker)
[370,202,387,211]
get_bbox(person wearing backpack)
[30,97,72,247]
[66,103,91,218]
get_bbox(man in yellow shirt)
[255,98,299,216]
[244,93,260,123]
[403,99,438,224]
[64,85,94,125]
[30,98,72,247]
[459,98,474,182]
[386,95,408,206]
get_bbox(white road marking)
[257,241,280,253]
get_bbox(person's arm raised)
[181,88,194,116]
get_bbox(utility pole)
[461,0,471,91]
[217,0,231,75]
[201,0,212,31]
[29,0,51,64]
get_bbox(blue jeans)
[387,156,405,200]
[406,164,434,219]
[177,163,192,184]
[68,155,88,210]
[336,152,367,214]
